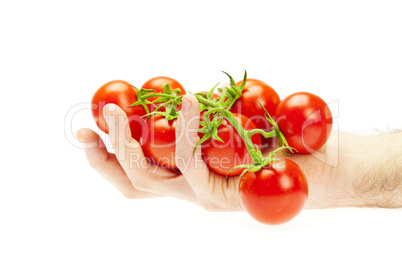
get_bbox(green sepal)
[173,88,182,95]
[207,82,220,99]
[193,132,211,155]
[238,70,247,91]
[226,164,252,178]
[211,128,224,143]
[226,147,289,178]
[152,97,169,103]
[162,83,172,94]
[221,71,239,93]
[135,88,155,95]
[193,110,225,154]
[130,87,156,117]
[153,102,169,112]
[149,110,179,121]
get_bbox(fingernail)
[103,103,117,124]
[181,98,191,113]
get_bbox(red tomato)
[141,115,178,171]
[142,76,186,112]
[275,92,332,154]
[239,158,308,225]
[230,79,280,148]
[199,113,261,176]
[91,80,147,142]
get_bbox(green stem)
[248,129,277,139]
[140,93,178,100]
[218,87,228,106]
[194,94,218,108]
[222,110,262,164]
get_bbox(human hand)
[78,94,402,210]
[77,94,242,211]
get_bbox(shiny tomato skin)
[239,158,308,225]
[275,92,332,154]
[91,80,146,142]
[199,113,261,176]
[230,79,280,148]
[141,76,186,112]
[141,115,178,171]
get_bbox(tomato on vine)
[275,92,332,153]
[91,80,147,141]
[239,158,308,225]
[102,71,332,226]
[141,114,179,171]
[230,79,280,148]
[199,113,261,176]
[142,76,186,112]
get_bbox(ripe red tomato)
[230,79,280,148]
[199,113,261,176]
[275,92,332,154]
[142,76,186,111]
[141,114,178,171]
[239,158,308,225]
[91,80,147,142]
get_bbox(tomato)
[91,80,147,142]
[141,114,178,171]
[142,76,186,112]
[199,113,261,176]
[230,79,280,148]
[239,158,308,225]
[275,92,332,154]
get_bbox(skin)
[77,94,402,211]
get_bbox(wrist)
[350,132,402,208]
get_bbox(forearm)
[348,131,402,208]
[286,131,402,209]
[307,132,402,208]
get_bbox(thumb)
[175,94,209,185]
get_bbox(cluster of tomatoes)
[91,72,332,225]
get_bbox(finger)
[103,103,145,172]
[77,128,158,198]
[175,94,209,192]
[103,104,176,178]
[78,124,174,178]
[103,104,186,185]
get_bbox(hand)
[77,94,242,211]
[78,94,402,210]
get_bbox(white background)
[1,0,401,267]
